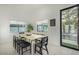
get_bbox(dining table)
[19,33,47,55]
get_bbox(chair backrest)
[13,35,16,41]
[41,36,48,46]
[13,35,18,42]
[13,35,23,44]
[19,32,24,34]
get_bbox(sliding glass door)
[60,5,79,49]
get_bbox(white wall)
[47,5,74,46]
[0,14,10,44]
[0,4,74,46]
[31,4,74,46]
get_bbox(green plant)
[27,24,33,32]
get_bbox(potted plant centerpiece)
[26,24,34,36]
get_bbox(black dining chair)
[34,36,49,55]
[18,39,31,55]
[13,35,31,55]
[13,35,22,54]
[13,35,18,49]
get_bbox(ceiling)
[0,4,74,23]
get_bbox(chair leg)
[30,45,31,54]
[13,41,15,48]
[17,45,18,52]
[18,46,20,55]
[45,46,49,54]
[15,42,16,49]
[21,47,23,55]
[34,45,36,54]
[16,45,20,54]
[40,48,42,55]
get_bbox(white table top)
[19,34,46,41]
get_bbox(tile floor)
[0,35,79,55]
[0,39,79,55]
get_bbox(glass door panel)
[61,6,78,49]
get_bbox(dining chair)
[13,35,18,49]
[34,36,49,55]
[13,35,22,54]
[18,39,31,55]
[13,35,31,55]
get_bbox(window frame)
[37,23,48,32]
[10,24,26,33]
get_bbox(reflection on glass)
[62,7,78,49]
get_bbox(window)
[10,24,26,33]
[37,23,48,32]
